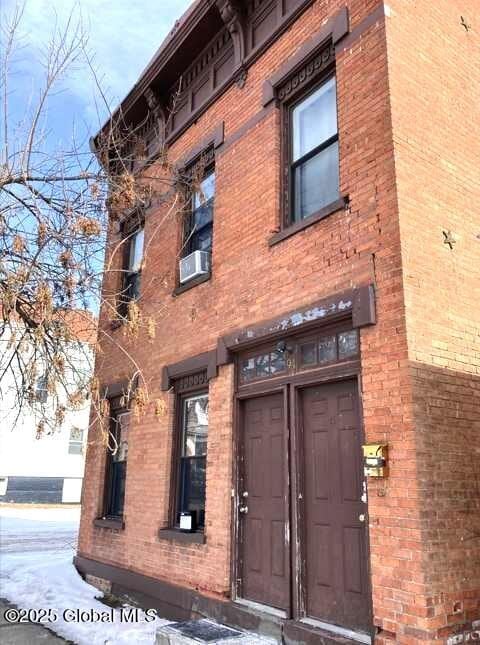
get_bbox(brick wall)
[385,0,480,641]
[76,0,459,641]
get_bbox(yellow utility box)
[362,443,388,477]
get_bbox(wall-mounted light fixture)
[276,340,294,354]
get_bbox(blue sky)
[5,0,191,148]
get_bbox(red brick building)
[76,1,480,643]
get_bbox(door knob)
[359,514,366,522]
[239,506,248,514]
[242,491,248,498]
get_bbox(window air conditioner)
[179,250,211,284]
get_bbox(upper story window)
[185,170,215,256]
[289,75,339,223]
[177,160,215,289]
[124,226,144,302]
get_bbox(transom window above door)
[238,328,359,385]
[289,75,339,223]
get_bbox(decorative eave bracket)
[216,0,246,68]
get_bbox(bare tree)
[0,3,197,446]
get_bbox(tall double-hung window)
[289,75,339,222]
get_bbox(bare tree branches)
[0,3,193,443]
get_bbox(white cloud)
[6,0,191,132]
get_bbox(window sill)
[94,517,125,530]
[158,528,206,545]
[268,195,348,246]
[172,273,211,296]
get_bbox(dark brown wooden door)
[239,393,289,610]
[301,380,370,632]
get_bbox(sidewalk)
[0,600,68,644]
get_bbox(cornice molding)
[96,3,350,152]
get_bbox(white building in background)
[0,312,96,504]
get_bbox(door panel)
[240,393,289,610]
[301,380,370,632]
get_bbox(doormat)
[167,619,242,642]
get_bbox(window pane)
[190,172,215,254]
[35,375,48,403]
[270,350,286,374]
[125,271,141,300]
[193,200,213,230]
[292,77,337,162]
[182,395,208,458]
[179,456,206,527]
[318,335,337,364]
[70,428,83,442]
[293,141,339,221]
[338,330,359,359]
[128,228,144,272]
[255,354,270,378]
[68,443,83,455]
[68,428,84,455]
[193,172,215,210]
[191,222,213,253]
[110,461,126,517]
[240,358,256,382]
[300,342,317,366]
[113,412,130,463]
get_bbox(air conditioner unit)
[179,250,211,284]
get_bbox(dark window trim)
[101,378,137,401]
[161,350,217,392]
[173,272,211,296]
[260,12,348,238]
[176,122,224,169]
[103,406,129,521]
[262,7,348,107]
[280,58,338,231]
[174,135,218,294]
[93,517,125,531]
[269,195,348,246]
[158,528,205,545]
[115,213,145,320]
[182,165,215,258]
[167,380,209,537]
[97,378,137,526]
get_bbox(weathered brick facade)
[77,1,480,643]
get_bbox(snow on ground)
[0,505,80,553]
[0,505,170,644]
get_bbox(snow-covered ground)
[0,505,169,644]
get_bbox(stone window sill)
[94,517,125,530]
[172,273,211,297]
[158,528,206,545]
[268,195,349,246]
